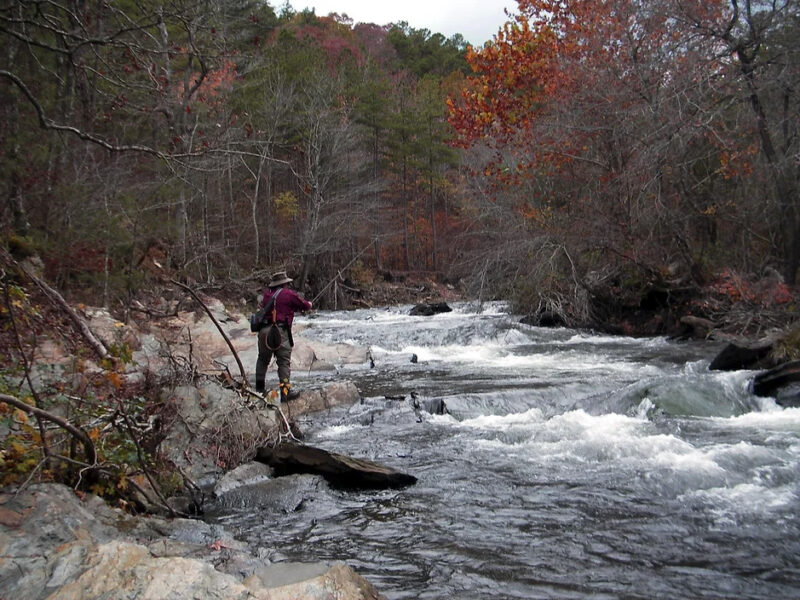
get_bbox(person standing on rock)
[255,271,312,401]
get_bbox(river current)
[209,302,800,599]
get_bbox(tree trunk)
[738,49,798,285]
[403,158,410,270]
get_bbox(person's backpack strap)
[249,288,283,332]
[268,288,283,323]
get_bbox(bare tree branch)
[170,279,248,385]
[0,69,167,156]
[0,393,97,467]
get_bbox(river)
[208,302,800,599]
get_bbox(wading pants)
[255,323,292,393]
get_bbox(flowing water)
[209,302,800,599]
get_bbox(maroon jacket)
[261,287,311,327]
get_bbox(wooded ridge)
[0,0,797,324]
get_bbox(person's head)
[268,270,293,289]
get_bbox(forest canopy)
[1,0,798,321]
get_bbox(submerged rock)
[212,472,323,514]
[214,462,273,497]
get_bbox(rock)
[709,340,774,371]
[86,306,142,351]
[282,381,361,416]
[46,540,248,600]
[0,483,385,600]
[157,379,278,484]
[521,311,566,328]
[214,462,273,497]
[752,360,800,407]
[211,473,323,513]
[18,254,45,278]
[409,302,452,316]
[774,384,800,407]
[246,562,384,600]
[678,315,717,338]
[47,540,383,600]
[255,442,417,490]
[419,397,448,415]
[298,339,369,369]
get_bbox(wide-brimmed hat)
[268,270,293,287]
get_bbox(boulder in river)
[409,302,452,316]
[255,442,417,490]
[752,360,800,408]
[709,340,775,371]
[282,380,361,415]
[521,310,566,328]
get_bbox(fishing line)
[310,239,377,305]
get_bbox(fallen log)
[255,442,417,490]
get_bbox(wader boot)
[280,379,300,402]
[255,379,265,394]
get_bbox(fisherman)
[255,270,312,401]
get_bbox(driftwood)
[255,442,417,490]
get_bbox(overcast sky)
[288,0,518,47]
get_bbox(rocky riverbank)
[0,278,391,599]
[0,482,383,599]
[25,291,369,494]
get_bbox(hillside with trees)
[1,0,798,331]
[448,0,799,334]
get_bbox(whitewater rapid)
[210,302,800,599]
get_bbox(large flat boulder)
[255,442,417,490]
[0,483,384,600]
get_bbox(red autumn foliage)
[709,270,794,307]
[448,0,732,185]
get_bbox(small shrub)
[772,324,800,363]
